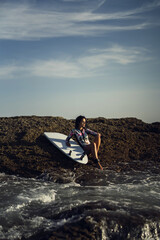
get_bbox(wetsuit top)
[66,128,98,148]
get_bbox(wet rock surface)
[0,116,160,182]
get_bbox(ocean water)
[0,167,160,240]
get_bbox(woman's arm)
[86,128,98,136]
[66,129,75,146]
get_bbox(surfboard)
[44,132,88,164]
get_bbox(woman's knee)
[97,133,101,139]
[95,133,101,141]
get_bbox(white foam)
[18,189,56,203]
[6,203,26,212]
[35,190,56,203]
[0,225,5,239]
[0,215,55,240]
[5,188,57,215]
[59,181,81,189]
[3,226,22,240]
[0,172,5,177]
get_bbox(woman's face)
[79,118,86,129]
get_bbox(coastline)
[0,116,160,183]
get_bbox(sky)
[0,0,160,123]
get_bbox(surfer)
[66,115,102,166]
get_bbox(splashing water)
[0,169,160,240]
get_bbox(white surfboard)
[44,132,88,164]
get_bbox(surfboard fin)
[80,152,86,160]
[68,150,72,156]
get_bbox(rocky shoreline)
[1,116,160,240]
[0,116,160,183]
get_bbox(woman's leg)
[84,136,103,170]
[83,144,97,159]
[83,134,101,159]
[94,133,101,154]
[90,142,97,159]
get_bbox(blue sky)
[0,0,160,123]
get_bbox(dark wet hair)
[75,115,86,129]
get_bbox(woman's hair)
[75,115,86,129]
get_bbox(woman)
[66,115,102,165]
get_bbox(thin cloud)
[0,1,159,40]
[78,45,151,69]
[0,45,151,80]
[31,59,87,79]
[0,65,21,79]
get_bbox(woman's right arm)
[66,129,75,146]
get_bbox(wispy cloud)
[31,59,85,78]
[0,64,22,79]
[0,45,151,79]
[0,0,159,40]
[82,45,151,68]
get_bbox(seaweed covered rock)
[0,116,160,181]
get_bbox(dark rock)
[0,116,160,182]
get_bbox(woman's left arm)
[86,128,100,136]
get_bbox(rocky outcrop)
[0,116,160,181]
